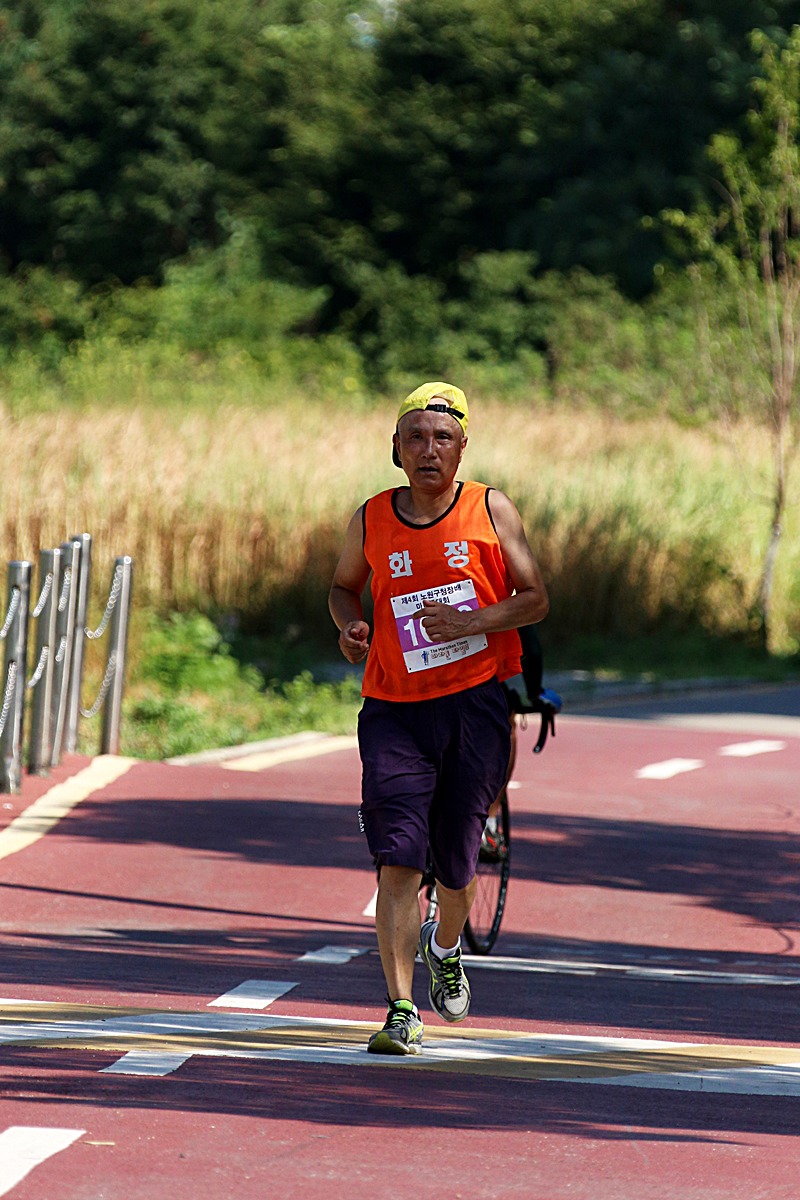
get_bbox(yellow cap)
[396,381,469,436]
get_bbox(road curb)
[164,730,336,767]
[161,677,800,763]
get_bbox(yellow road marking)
[2,1000,800,1091]
[221,736,358,772]
[0,757,137,862]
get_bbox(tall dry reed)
[0,396,795,651]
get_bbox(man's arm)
[418,490,549,642]
[329,506,372,664]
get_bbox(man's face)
[393,409,467,489]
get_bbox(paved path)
[0,693,799,1198]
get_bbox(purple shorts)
[357,676,512,891]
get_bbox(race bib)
[391,579,488,674]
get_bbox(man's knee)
[378,864,423,895]
[435,877,475,904]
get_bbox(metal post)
[0,562,32,793]
[64,533,91,754]
[100,556,133,756]
[28,547,60,776]
[49,539,81,767]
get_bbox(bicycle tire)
[464,789,510,955]
[424,882,439,923]
[419,854,439,924]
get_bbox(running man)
[329,382,549,1054]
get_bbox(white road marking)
[297,946,368,964]
[221,736,358,772]
[101,1051,192,1077]
[208,981,298,1009]
[363,887,378,917]
[0,998,50,1005]
[462,954,800,986]
[0,1127,85,1197]
[636,758,704,780]
[4,1003,800,1097]
[0,757,136,861]
[507,781,522,790]
[570,1063,800,1095]
[719,739,787,757]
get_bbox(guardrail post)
[100,556,133,756]
[28,547,60,776]
[64,533,91,755]
[50,538,81,767]
[0,561,32,793]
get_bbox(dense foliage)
[0,0,798,379]
[3,0,800,671]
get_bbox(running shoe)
[418,920,471,1023]
[367,997,424,1055]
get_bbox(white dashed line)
[636,758,704,780]
[297,947,368,964]
[208,981,298,1009]
[363,887,378,918]
[719,739,787,757]
[101,1051,191,1077]
[463,954,800,986]
[0,1127,85,1197]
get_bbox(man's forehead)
[397,407,463,434]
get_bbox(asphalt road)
[568,679,800,725]
[0,687,799,1199]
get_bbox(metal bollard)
[49,539,81,767]
[64,533,92,754]
[100,556,133,756]
[28,548,60,776]
[0,561,32,793]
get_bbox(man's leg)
[418,880,473,1023]
[368,864,426,1055]
[375,865,423,1000]
[418,877,476,1025]
[434,876,476,950]
[420,679,512,1023]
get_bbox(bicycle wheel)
[423,881,439,923]
[464,789,510,955]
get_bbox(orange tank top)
[361,480,522,701]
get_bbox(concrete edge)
[162,676,800,764]
[164,730,335,767]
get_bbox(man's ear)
[459,434,468,462]
[392,432,402,468]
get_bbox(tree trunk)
[755,449,786,649]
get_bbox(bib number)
[391,579,488,674]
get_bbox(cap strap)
[426,403,465,420]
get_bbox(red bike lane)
[0,712,799,1199]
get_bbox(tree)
[665,26,800,648]
[327,0,800,303]
[0,0,274,283]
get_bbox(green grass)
[4,334,800,761]
[546,631,799,685]
[76,612,362,761]
[69,612,798,763]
